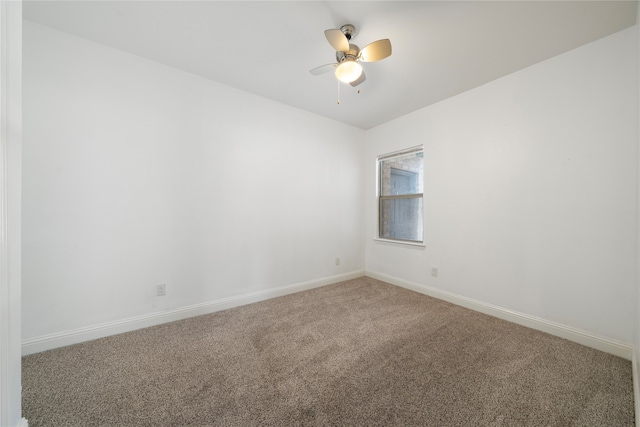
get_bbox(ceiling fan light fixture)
[335,60,363,83]
[311,24,391,89]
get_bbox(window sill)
[373,238,426,248]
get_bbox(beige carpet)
[22,277,634,426]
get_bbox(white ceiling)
[24,1,637,130]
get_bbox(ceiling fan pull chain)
[337,80,341,105]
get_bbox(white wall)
[366,27,638,344]
[22,21,365,342]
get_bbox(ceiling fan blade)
[324,29,350,52]
[359,39,392,62]
[309,63,338,76]
[350,71,366,87]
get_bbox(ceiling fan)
[309,24,392,87]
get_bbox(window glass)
[378,149,423,243]
[379,152,423,196]
[379,198,423,242]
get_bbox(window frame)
[376,146,425,246]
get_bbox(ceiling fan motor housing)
[336,44,360,63]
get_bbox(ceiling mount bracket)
[340,24,356,40]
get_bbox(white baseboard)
[22,269,632,361]
[366,270,632,360]
[22,270,365,356]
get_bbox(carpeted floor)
[22,277,634,426]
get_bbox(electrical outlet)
[431,267,438,277]
[156,284,166,296]
[335,257,340,266]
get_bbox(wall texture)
[365,27,638,344]
[22,21,365,342]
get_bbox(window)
[377,147,424,244]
